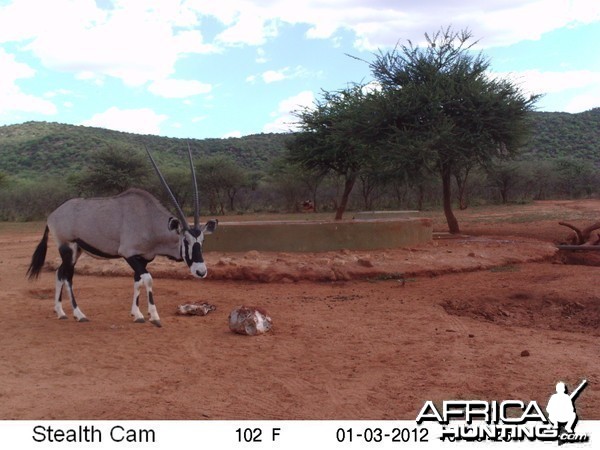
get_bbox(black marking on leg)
[55,279,67,320]
[58,243,88,321]
[68,283,78,310]
[148,291,155,306]
[135,295,140,307]
[58,244,75,283]
[125,255,150,281]
[57,265,66,282]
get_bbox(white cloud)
[0,0,103,43]
[262,69,287,83]
[222,130,242,138]
[263,90,315,133]
[75,71,105,86]
[0,48,56,116]
[148,79,212,98]
[489,69,600,113]
[81,107,168,135]
[2,0,595,95]
[188,0,600,50]
[1,0,597,135]
[2,1,597,91]
[256,48,268,64]
[0,48,34,80]
[565,88,600,113]
[214,7,280,46]
[247,66,316,84]
[43,88,73,98]
[0,0,216,87]
[491,69,600,96]
[173,30,220,54]
[25,18,173,86]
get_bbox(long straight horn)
[187,143,200,229]
[145,146,189,230]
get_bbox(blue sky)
[0,0,599,139]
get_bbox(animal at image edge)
[26,146,218,327]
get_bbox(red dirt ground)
[0,200,598,420]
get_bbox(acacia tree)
[371,27,539,233]
[74,146,148,196]
[195,155,249,214]
[287,83,388,220]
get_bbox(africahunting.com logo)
[416,379,589,444]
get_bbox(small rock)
[468,252,476,257]
[357,258,374,268]
[229,305,273,336]
[468,334,475,338]
[520,350,530,357]
[498,307,511,317]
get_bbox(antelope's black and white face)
[172,219,218,278]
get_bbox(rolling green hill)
[0,121,292,179]
[0,109,598,221]
[0,108,598,181]
[521,108,600,162]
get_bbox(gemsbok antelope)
[26,146,217,327]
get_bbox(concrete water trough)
[204,215,432,253]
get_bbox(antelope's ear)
[202,219,218,235]
[168,217,181,231]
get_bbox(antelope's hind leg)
[126,256,162,327]
[54,273,67,320]
[57,243,88,322]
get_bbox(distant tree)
[453,162,474,210]
[0,177,71,221]
[553,157,599,198]
[195,155,249,214]
[370,27,540,233]
[486,161,523,204]
[152,166,194,214]
[527,160,557,200]
[268,158,326,212]
[358,169,389,211]
[287,83,389,220]
[74,147,148,196]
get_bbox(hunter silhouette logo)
[416,379,590,444]
[546,379,588,443]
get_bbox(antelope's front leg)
[126,256,161,327]
[140,273,161,327]
[131,277,145,323]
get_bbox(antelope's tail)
[27,225,49,280]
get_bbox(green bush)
[0,177,72,221]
